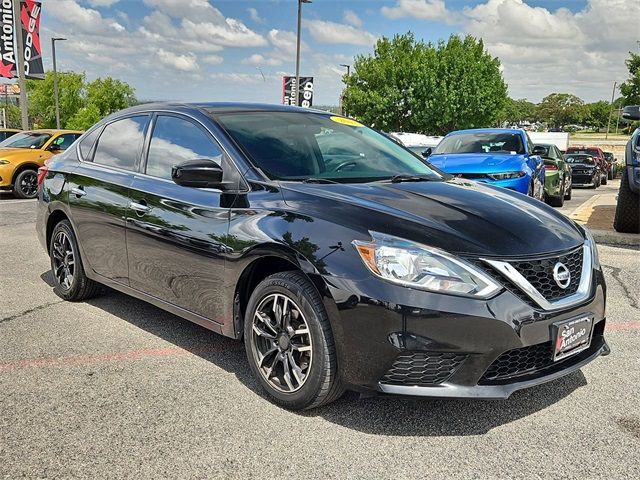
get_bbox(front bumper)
[324,264,607,399]
[0,163,15,188]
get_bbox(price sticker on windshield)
[330,116,363,127]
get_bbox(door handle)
[70,187,86,198]
[129,201,150,214]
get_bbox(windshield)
[435,132,525,155]
[0,132,51,149]
[213,111,440,182]
[566,155,594,164]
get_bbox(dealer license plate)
[553,315,594,361]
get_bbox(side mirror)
[622,105,640,121]
[421,147,432,158]
[171,159,224,188]
[532,145,546,156]
[48,143,62,152]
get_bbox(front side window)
[214,111,439,182]
[146,115,223,180]
[51,133,80,151]
[93,116,149,171]
[0,132,51,149]
[435,132,525,155]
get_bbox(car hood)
[428,153,525,173]
[280,179,584,257]
[0,147,40,158]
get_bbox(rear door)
[67,115,150,284]
[125,113,233,323]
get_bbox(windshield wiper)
[300,178,339,184]
[388,174,433,183]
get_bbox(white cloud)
[343,10,363,28]
[381,0,638,101]
[88,0,119,7]
[381,0,452,22]
[304,20,377,46]
[157,49,199,72]
[202,55,224,65]
[142,0,224,24]
[247,7,264,24]
[267,29,301,56]
[241,54,283,67]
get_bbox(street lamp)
[295,0,312,107]
[51,37,67,129]
[339,64,351,116]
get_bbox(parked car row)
[395,127,616,208]
[0,129,83,198]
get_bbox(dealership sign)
[282,76,314,108]
[0,0,44,80]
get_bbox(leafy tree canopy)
[343,33,508,135]
[25,72,136,130]
[620,52,640,106]
[536,93,586,129]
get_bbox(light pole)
[51,37,67,129]
[605,81,617,140]
[339,64,351,116]
[294,0,311,107]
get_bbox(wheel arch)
[232,245,332,340]
[45,209,71,254]
[11,162,41,184]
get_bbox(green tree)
[66,104,102,130]
[343,33,507,135]
[3,104,22,129]
[537,93,586,129]
[585,100,610,129]
[620,52,640,106]
[85,77,136,117]
[499,98,538,124]
[27,72,85,128]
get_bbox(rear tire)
[13,169,38,199]
[613,169,640,233]
[601,174,608,185]
[50,220,102,301]
[244,271,343,410]
[546,185,564,207]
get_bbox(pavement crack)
[0,301,64,324]
[602,264,639,311]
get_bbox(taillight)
[37,165,48,186]
[545,164,558,171]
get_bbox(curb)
[589,229,640,249]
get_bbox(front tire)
[601,173,608,185]
[564,183,572,200]
[244,271,343,410]
[13,169,38,199]
[50,220,102,301]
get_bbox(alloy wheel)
[250,293,313,393]
[52,231,75,290]
[18,171,38,198]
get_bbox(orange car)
[0,129,83,198]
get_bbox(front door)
[125,114,233,323]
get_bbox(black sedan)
[566,154,601,188]
[36,103,608,409]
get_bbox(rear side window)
[93,116,149,171]
[145,115,223,180]
[79,128,101,161]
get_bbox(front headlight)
[487,171,526,181]
[352,232,502,298]
[583,227,600,269]
[0,160,10,165]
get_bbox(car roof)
[446,128,524,136]
[0,128,20,132]
[22,129,84,134]
[113,102,331,116]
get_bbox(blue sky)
[32,0,638,105]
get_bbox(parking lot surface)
[1,197,639,479]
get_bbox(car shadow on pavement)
[40,271,588,437]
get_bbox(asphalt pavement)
[1,195,639,479]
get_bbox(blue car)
[426,128,546,200]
